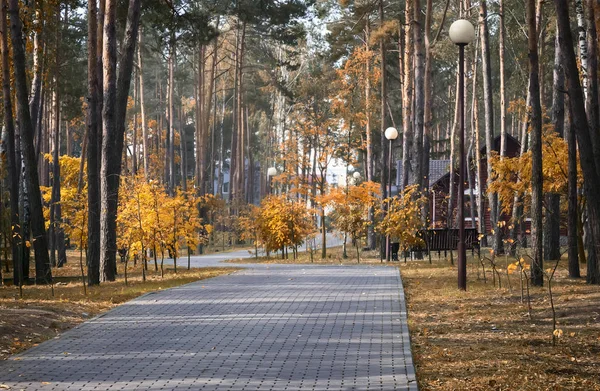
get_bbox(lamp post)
[449,19,475,291]
[267,167,277,195]
[384,126,398,262]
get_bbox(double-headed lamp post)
[385,126,398,262]
[267,167,277,195]
[449,19,475,291]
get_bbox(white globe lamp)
[385,127,398,140]
[449,20,475,45]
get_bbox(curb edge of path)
[396,267,419,391]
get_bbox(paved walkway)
[0,246,417,390]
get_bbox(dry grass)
[401,255,600,391]
[0,251,238,360]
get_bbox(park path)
[0,242,417,390]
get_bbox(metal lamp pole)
[384,127,398,262]
[450,20,475,291]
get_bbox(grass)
[400,253,600,391]
[0,250,238,360]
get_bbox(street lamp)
[267,167,277,195]
[385,127,398,262]
[450,19,475,291]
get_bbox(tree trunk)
[8,0,52,284]
[528,0,544,287]
[51,6,67,268]
[137,30,149,180]
[447,72,459,228]
[413,0,425,191]
[132,67,138,176]
[0,0,21,286]
[555,0,600,284]
[545,25,564,262]
[379,0,388,201]
[99,0,141,282]
[168,36,176,194]
[567,104,581,278]
[29,0,44,137]
[480,0,501,253]
[587,0,600,173]
[100,0,117,282]
[576,0,588,99]
[401,1,413,190]
[86,0,101,285]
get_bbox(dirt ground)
[400,257,600,391]
[0,252,237,360]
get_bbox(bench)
[391,228,480,261]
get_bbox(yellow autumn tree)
[377,185,427,252]
[319,181,380,262]
[489,130,583,216]
[256,195,313,258]
[180,189,211,269]
[41,156,88,247]
[117,174,154,283]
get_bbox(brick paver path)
[0,265,417,390]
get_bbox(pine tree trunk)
[104,0,141,279]
[555,0,600,284]
[366,20,375,250]
[132,69,138,175]
[545,25,564,262]
[52,7,67,268]
[29,0,44,135]
[137,30,149,180]
[379,0,388,201]
[168,37,176,194]
[401,0,413,190]
[447,72,459,228]
[8,0,52,284]
[86,0,101,285]
[567,104,581,278]
[0,0,22,286]
[528,0,544,286]
[422,0,434,224]
[100,0,118,282]
[412,0,425,191]
[480,0,501,253]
